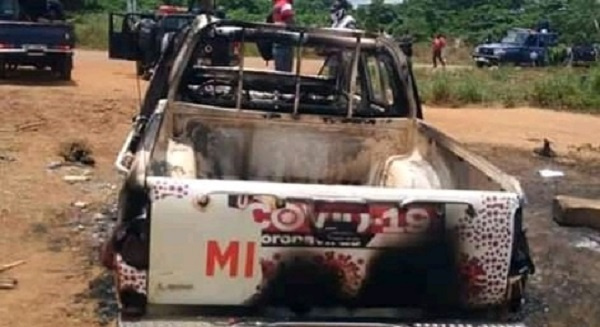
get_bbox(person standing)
[330,0,356,29]
[323,0,357,79]
[432,33,447,68]
[271,0,295,72]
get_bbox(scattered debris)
[573,237,600,253]
[569,143,600,153]
[534,138,557,158]
[85,272,118,325]
[46,161,65,170]
[16,120,46,132]
[0,277,17,290]
[58,140,95,166]
[0,260,26,273]
[553,195,600,232]
[539,169,565,178]
[0,154,15,162]
[72,201,88,209]
[63,175,92,183]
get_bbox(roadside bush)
[416,66,600,112]
[427,72,453,105]
[454,73,486,105]
[72,13,108,50]
[418,68,520,108]
[530,67,600,112]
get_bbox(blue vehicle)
[0,0,74,80]
[472,28,558,67]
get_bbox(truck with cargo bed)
[102,15,535,327]
[0,0,74,80]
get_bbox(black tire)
[136,61,144,76]
[141,69,152,81]
[0,60,6,78]
[54,56,73,81]
[536,56,549,68]
[508,276,527,312]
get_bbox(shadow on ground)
[0,68,77,87]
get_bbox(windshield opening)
[161,15,194,31]
[0,0,17,18]
[175,25,411,118]
[501,30,529,44]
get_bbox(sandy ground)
[1,49,600,327]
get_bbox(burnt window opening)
[175,26,412,119]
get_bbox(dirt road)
[1,49,599,327]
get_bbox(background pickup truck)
[103,16,535,327]
[472,28,558,67]
[0,0,74,80]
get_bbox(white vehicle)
[102,16,535,327]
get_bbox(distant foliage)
[416,66,600,111]
[67,0,600,45]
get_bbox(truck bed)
[0,20,73,48]
[151,102,520,194]
[103,102,526,316]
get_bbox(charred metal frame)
[166,18,410,118]
[235,28,245,110]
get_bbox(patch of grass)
[72,13,109,50]
[415,65,600,112]
[530,67,600,112]
[419,69,494,107]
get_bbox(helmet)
[330,0,350,22]
[330,0,351,11]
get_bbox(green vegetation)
[64,0,600,113]
[416,66,600,111]
[72,13,108,50]
[67,0,600,45]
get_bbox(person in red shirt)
[432,33,447,68]
[271,0,295,71]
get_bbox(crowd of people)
[268,0,358,72]
[135,0,448,77]
[268,0,447,71]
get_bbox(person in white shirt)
[330,0,356,30]
[320,0,357,87]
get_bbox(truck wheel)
[55,56,73,81]
[0,61,6,78]
[136,61,144,76]
[508,276,527,312]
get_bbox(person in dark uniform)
[136,17,158,79]
[47,0,65,20]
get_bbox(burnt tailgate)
[144,178,521,310]
[0,21,74,48]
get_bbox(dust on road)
[0,49,599,327]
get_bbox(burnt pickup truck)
[0,0,74,80]
[102,15,535,327]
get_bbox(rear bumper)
[0,49,73,65]
[472,55,501,64]
[119,318,527,327]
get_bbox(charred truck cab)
[103,15,534,327]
